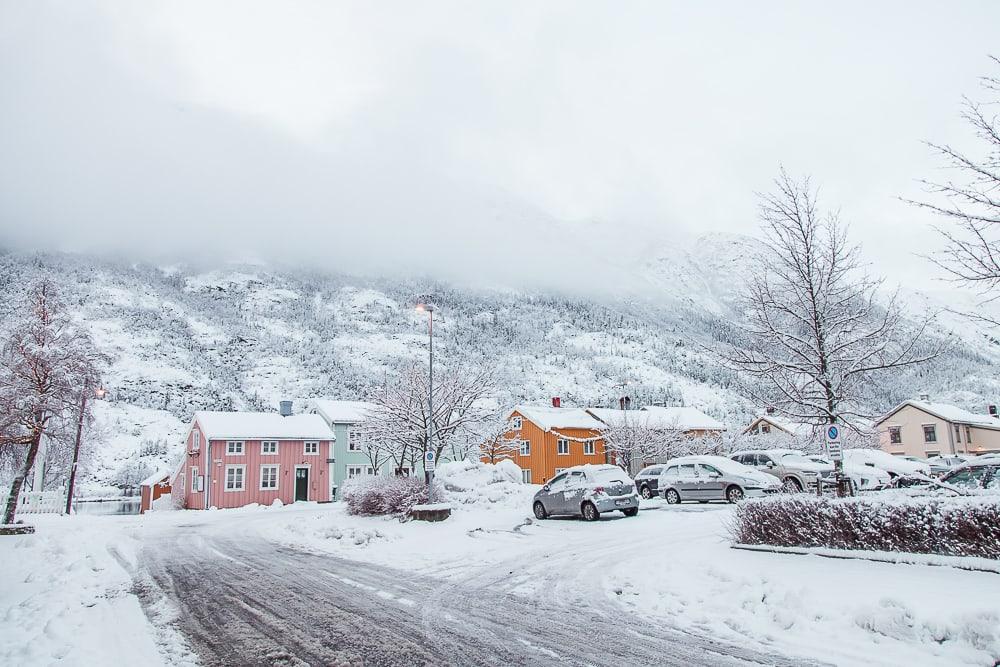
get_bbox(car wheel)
[640,485,653,499]
[532,501,548,520]
[783,477,803,493]
[664,489,681,504]
[726,485,745,503]
[622,507,639,517]
[581,502,600,521]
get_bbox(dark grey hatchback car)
[532,464,640,521]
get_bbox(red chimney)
[551,397,561,408]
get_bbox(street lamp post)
[65,383,105,515]
[416,304,435,489]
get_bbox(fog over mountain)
[3,2,1000,294]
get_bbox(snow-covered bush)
[434,459,532,507]
[731,494,1000,559]
[342,475,435,516]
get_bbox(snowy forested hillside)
[2,233,999,494]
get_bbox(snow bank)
[0,515,196,665]
[435,460,535,508]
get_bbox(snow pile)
[732,493,1000,558]
[435,460,534,508]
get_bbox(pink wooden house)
[170,410,335,510]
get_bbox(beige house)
[874,399,1000,457]
[743,412,812,438]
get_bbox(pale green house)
[309,399,386,500]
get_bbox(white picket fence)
[15,490,66,514]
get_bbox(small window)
[557,439,569,455]
[512,416,523,430]
[225,465,246,491]
[954,424,962,444]
[261,441,278,455]
[260,465,279,490]
[966,426,973,446]
[346,466,365,479]
[924,450,941,458]
[190,466,198,492]
[226,441,244,456]
[889,426,902,445]
[304,441,319,455]
[348,429,361,451]
[521,469,532,484]
[922,425,937,443]
[191,430,201,450]
[761,423,771,434]
[179,472,186,494]
[519,440,530,456]
[584,441,595,455]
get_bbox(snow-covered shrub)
[731,494,1000,559]
[434,459,532,507]
[342,476,435,516]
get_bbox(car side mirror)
[765,461,776,468]
[542,484,550,492]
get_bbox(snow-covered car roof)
[731,448,805,457]
[661,455,756,475]
[193,411,334,440]
[513,405,604,431]
[309,399,377,424]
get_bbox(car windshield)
[780,454,816,465]
[808,456,831,465]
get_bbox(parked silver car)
[532,464,639,521]
[633,465,665,499]
[730,449,831,492]
[657,455,781,504]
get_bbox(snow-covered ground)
[2,488,998,666]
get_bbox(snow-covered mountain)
[1,233,998,494]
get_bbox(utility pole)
[66,383,105,515]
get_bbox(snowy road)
[138,517,813,667]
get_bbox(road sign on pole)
[825,424,843,461]
[424,449,436,472]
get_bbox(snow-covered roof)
[139,467,173,487]
[512,405,604,431]
[193,411,334,440]
[587,408,700,430]
[875,400,1000,430]
[745,414,814,436]
[310,399,377,425]
[635,406,726,431]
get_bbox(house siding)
[878,404,1000,456]
[172,420,332,509]
[501,410,607,483]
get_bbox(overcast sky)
[1,1,998,294]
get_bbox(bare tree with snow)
[719,170,942,437]
[907,57,1000,317]
[1,280,103,525]
[476,413,521,464]
[363,365,497,473]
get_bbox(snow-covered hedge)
[342,476,437,516]
[731,494,1000,559]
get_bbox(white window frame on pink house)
[261,440,278,455]
[225,465,246,492]
[227,440,245,456]
[259,464,279,490]
[304,441,319,455]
